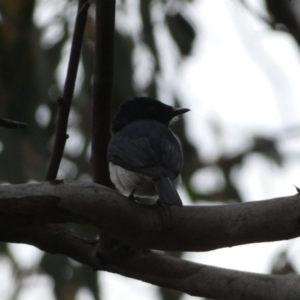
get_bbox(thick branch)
[0,181,300,251]
[1,225,98,266]
[1,224,300,300]
[46,0,89,180]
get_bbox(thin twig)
[0,118,27,129]
[46,0,90,181]
[92,0,116,187]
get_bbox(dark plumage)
[107,97,189,206]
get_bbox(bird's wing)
[108,121,183,179]
[109,137,183,179]
[108,137,160,174]
[160,138,183,179]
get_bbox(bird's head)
[111,97,190,133]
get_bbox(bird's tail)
[154,176,182,206]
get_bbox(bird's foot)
[127,194,136,201]
[127,188,136,201]
[155,199,163,206]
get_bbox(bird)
[107,96,189,206]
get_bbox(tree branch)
[1,224,299,300]
[1,225,98,266]
[46,0,90,181]
[0,117,27,129]
[0,181,300,251]
[92,0,116,187]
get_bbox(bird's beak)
[170,108,190,117]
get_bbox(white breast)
[109,163,158,199]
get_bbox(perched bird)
[107,97,189,206]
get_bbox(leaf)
[166,13,196,56]
[252,136,283,166]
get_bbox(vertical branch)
[92,0,116,186]
[46,0,90,181]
